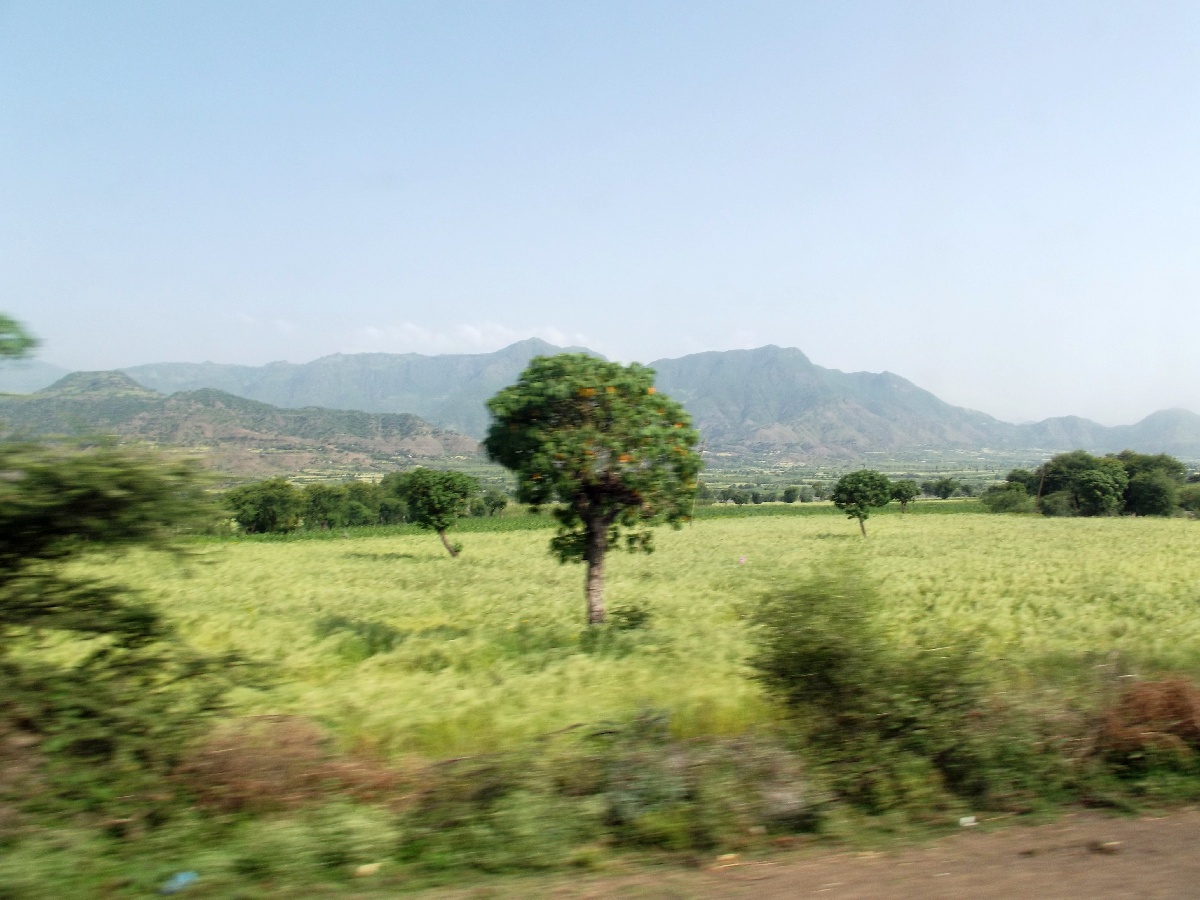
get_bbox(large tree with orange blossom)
[484,354,702,625]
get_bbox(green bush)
[1125,471,1179,517]
[747,564,1052,813]
[394,712,819,872]
[980,482,1034,514]
[227,478,302,533]
[1039,490,1077,517]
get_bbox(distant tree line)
[225,471,508,535]
[698,482,830,505]
[699,477,986,506]
[981,449,1200,517]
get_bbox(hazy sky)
[3,2,1199,425]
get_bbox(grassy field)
[96,507,1200,759]
[7,506,1200,897]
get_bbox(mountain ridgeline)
[120,338,592,440]
[3,341,1199,460]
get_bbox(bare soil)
[418,807,1200,899]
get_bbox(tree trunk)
[584,519,609,625]
[437,529,459,558]
[858,516,867,538]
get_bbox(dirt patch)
[416,807,1200,898]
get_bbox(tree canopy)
[831,470,892,536]
[922,477,960,500]
[998,449,1187,517]
[890,479,920,513]
[386,467,478,557]
[226,478,303,534]
[484,353,701,624]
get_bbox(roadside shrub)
[392,712,820,874]
[176,717,403,814]
[748,564,1049,813]
[1179,483,1200,514]
[1099,678,1200,772]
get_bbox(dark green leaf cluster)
[303,478,409,529]
[0,442,207,644]
[0,442,206,566]
[0,440,244,811]
[0,314,38,359]
[483,354,701,563]
[997,449,1188,517]
[921,477,961,500]
[226,478,304,534]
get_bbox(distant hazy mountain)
[123,338,593,439]
[0,359,69,394]
[25,341,1200,461]
[0,371,477,477]
[649,346,1007,456]
[650,346,1200,458]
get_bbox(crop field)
[96,508,1200,761]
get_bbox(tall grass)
[91,512,1200,759]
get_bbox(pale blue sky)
[3,1,1199,424]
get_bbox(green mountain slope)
[0,372,477,477]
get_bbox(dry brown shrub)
[174,716,409,813]
[1099,677,1200,760]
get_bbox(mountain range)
[0,371,476,477]
[3,340,1199,461]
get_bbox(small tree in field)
[484,354,701,625]
[890,479,920,513]
[832,470,892,537]
[391,468,478,557]
[923,477,960,500]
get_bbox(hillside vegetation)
[0,371,477,477]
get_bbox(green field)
[100,508,1200,759]
[8,506,1200,897]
